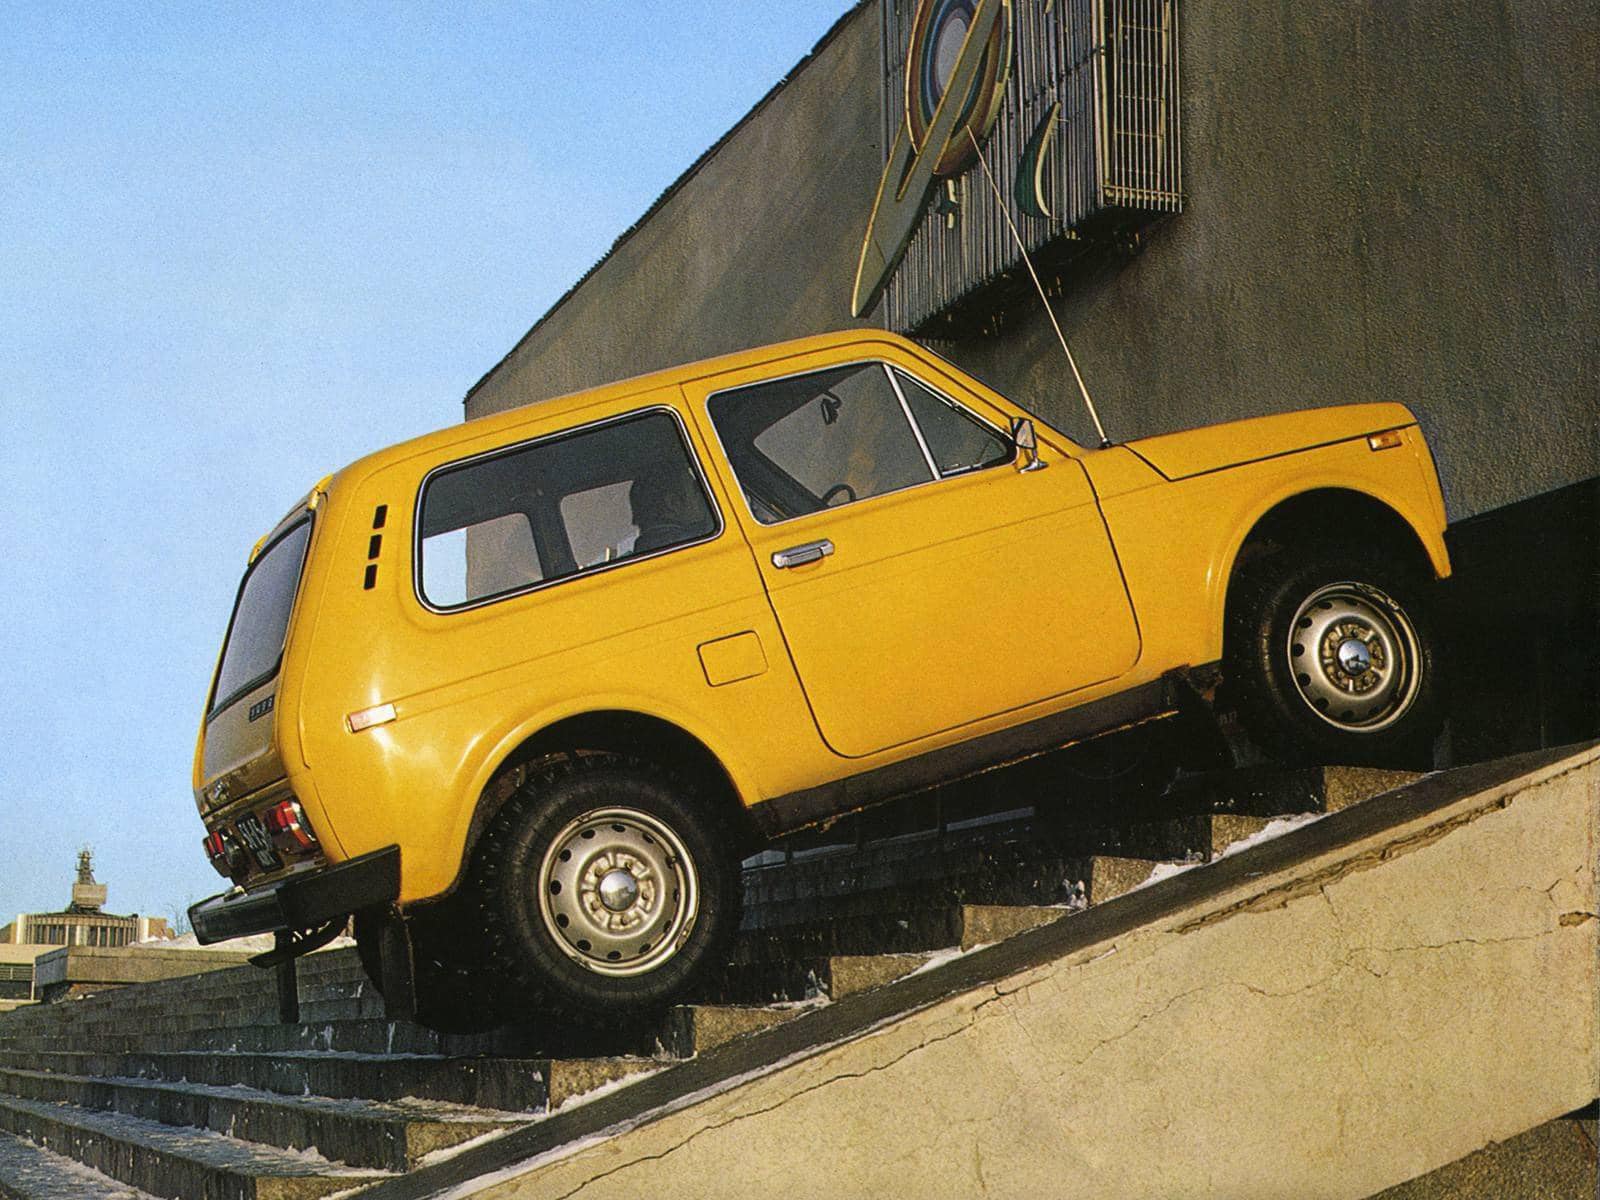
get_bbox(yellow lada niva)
[189,330,1450,1030]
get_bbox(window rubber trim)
[703,358,1017,529]
[206,514,314,721]
[412,404,725,616]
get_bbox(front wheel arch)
[1224,544,1442,763]
[1223,488,1439,616]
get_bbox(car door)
[689,345,1141,759]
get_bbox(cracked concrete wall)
[471,746,1599,1200]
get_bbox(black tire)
[1228,548,1441,765]
[354,902,506,1034]
[467,754,741,1023]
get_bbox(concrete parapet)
[435,742,1597,1200]
[31,945,256,1000]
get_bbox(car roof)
[331,328,924,490]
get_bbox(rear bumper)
[189,846,400,945]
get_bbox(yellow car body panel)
[1126,403,1419,480]
[191,330,1452,909]
[679,338,1141,760]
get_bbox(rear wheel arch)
[460,710,760,874]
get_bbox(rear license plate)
[235,813,282,872]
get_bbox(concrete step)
[1027,811,1271,863]
[737,900,1074,964]
[536,1058,660,1112]
[0,993,382,1042]
[691,951,937,1005]
[741,826,1092,922]
[0,1068,519,1172]
[823,953,932,998]
[0,977,375,1031]
[657,1004,810,1059]
[956,904,1071,950]
[737,761,1420,927]
[0,952,367,1027]
[0,1017,651,1062]
[0,1049,544,1112]
[1164,764,1424,817]
[742,814,1273,935]
[1080,854,1164,902]
[0,1129,161,1199]
[0,1093,386,1199]
[679,955,830,1005]
[148,1018,659,1059]
[0,949,362,1009]
[0,1048,651,1115]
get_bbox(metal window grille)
[880,0,1181,334]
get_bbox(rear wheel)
[467,755,741,1023]
[1229,549,1440,764]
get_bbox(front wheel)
[1228,550,1441,764]
[468,756,740,1023]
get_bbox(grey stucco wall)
[467,0,1598,523]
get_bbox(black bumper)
[188,846,401,945]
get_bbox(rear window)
[209,519,312,716]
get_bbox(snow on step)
[0,1093,387,1199]
[0,1067,524,1172]
[0,1130,160,1200]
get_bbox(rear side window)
[210,519,312,716]
[417,409,719,611]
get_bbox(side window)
[421,513,541,610]
[417,409,718,610]
[708,363,934,524]
[893,369,1013,476]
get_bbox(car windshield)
[209,519,312,716]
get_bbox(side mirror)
[1010,417,1047,472]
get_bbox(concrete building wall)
[466,0,1598,524]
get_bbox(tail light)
[203,829,243,878]
[264,798,317,854]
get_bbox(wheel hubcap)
[598,868,640,913]
[536,807,699,977]
[1287,582,1422,733]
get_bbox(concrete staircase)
[0,763,1419,1198]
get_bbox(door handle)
[771,539,834,569]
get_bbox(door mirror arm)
[1011,418,1048,473]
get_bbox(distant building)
[0,852,170,1002]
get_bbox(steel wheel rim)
[536,806,699,977]
[1286,581,1422,733]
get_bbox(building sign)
[854,0,1183,334]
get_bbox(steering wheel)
[821,482,857,507]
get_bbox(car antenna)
[966,127,1112,448]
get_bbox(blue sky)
[0,2,852,929]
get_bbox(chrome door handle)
[771,539,834,569]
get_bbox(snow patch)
[133,931,355,953]
[1136,812,1328,891]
